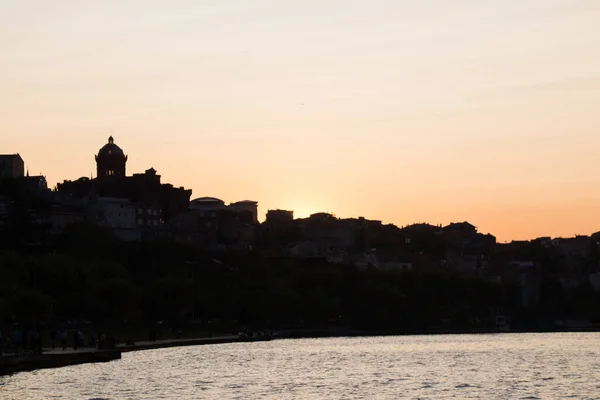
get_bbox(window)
[138,209,142,215]
[137,219,143,225]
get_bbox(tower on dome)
[95,136,128,179]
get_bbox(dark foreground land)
[2,224,600,375]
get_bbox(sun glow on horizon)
[2,1,600,242]
[281,205,327,220]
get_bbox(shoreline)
[118,334,269,353]
[2,327,599,376]
[273,326,600,339]
[0,349,122,376]
[0,335,268,377]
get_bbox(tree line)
[1,223,598,335]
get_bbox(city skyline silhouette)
[2,1,600,241]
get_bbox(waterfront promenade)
[0,334,247,376]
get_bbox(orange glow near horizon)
[2,1,600,242]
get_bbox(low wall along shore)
[0,334,273,376]
[0,349,121,376]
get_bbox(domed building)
[95,136,127,179]
[57,136,193,240]
[190,197,226,210]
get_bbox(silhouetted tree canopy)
[1,224,599,333]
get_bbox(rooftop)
[192,197,224,203]
[231,200,258,205]
[98,136,125,157]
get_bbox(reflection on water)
[2,333,600,399]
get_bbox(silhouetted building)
[259,210,299,251]
[515,261,541,309]
[370,223,411,248]
[0,154,24,179]
[266,209,294,223]
[0,155,53,246]
[229,200,258,223]
[188,197,257,223]
[89,197,140,241]
[57,137,191,240]
[438,221,496,275]
[288,213,373,258]
[259,211,395,259]
[190,197,226,210]
[96,136,127,178]
[400,223,443,234]
[175,197,258,251]
[47,204,84,236]
[20,175,49,194]
[443,221,477,236]
[0,195,10,230]
[555,236,591,259]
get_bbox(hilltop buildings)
[1,137,599,317]
[0,137,259,246]
[56,137,192,240]
[173,197,259,251]
[258,214,500,275]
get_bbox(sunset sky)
[2,0,600,241]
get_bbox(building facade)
[90,197,139,241]
[47,205,84,236]
[266,209,294,223]
[229,200,259,223]
[175,197,258,251]
[0,154,25,179]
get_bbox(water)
[2,333,600,399]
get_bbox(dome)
[191,197,224,204]
[190,197,225,210]
[98,136,125,157]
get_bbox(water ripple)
[2,333,600,399]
